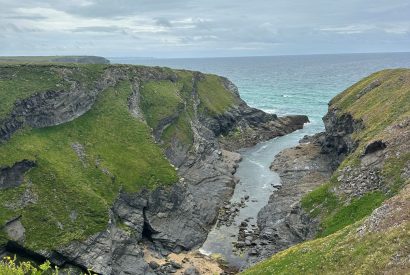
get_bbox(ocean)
[111,52,410,135]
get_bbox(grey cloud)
[56,0,194,18]
[155,18,172,27]
[72,26,126,33]
[0,23,40,33]
[5,15,48,20]
[1,0,409,57]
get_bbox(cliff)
[243,69,410,274]
[0,63,307,274]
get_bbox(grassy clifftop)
[0,64,240,250]
[244,69,410,274]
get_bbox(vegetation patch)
[0,64,106,120]
[140,80,184,130]
[242,221,410,275]
[197,74,238,115]
[301,180,339,218]
[0,80,177,250]
[334,69,410,145]
[0,256,60,275]
[161,112,194,150]
[383,153,410,196]
[318,191,385,237]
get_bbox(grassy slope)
[243,69,410,274]
[302,69,410,236]
[0,64,239,250]
[139,72,237,149]
[0,80,178,250]
[243,220,409,275]
[140,80,184,130]
[0,64,107,120]
[197,74,239,115]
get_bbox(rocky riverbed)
[199,123,320,270]
[245,133,334,265]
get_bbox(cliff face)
[0,64,307,274]
[243,69,410,274]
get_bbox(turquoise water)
[111,52,410,134]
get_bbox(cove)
[200,122,317,269]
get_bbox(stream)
[199,123,317,268]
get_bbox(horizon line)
[107,51,410,60]
[2,51,410,60]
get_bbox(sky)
[1,0,410,58]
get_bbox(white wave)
[261,108,277,114]
[255,144,268,153]
[198,248,212,256]
[248,159,264,168]
[262,183,270,189]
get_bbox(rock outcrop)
[0,160,36,190]
[321,110,363,168]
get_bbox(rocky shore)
[242,133,334,265]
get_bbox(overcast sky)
[1,0,410,58]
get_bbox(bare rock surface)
[0,160,36,190]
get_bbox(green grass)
[301,183,386,237]
[139,78,194,150]
[0,256,60,275]
[245,181,410,275]
[318,192,386,237]
[0,64,107,120]
[161,112,194,150]
[197,74,238,115]
[383,153,410,196]
[334,69,410,147]
[242,221,410,275]
[140,80,184,130]
[0,80,177,250]
[301,181,339,218]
